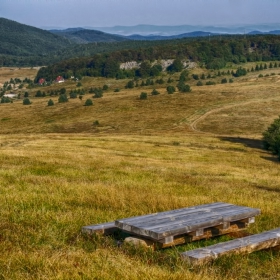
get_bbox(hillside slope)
[50,28,130,43]
[0,18,72,56]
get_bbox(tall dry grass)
[0,66,280,279]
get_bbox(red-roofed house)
[56,76,65,83]
[38,78,46,85]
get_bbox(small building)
[4,93,17,99]
[55,76,65,83]
[38,78,46,85]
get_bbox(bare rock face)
[120,61,140,70]
[120,59,197,71]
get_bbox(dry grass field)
[0,65,280,279]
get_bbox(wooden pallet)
[115,202,260,244]
[181,227,280,265]
[82,202,260,249]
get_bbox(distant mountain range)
[81,24,280,36]
[50,27,280,43]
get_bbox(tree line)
[36,35,280,82]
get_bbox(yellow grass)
[0,65,280,279]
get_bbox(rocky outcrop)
[120,59,197,71]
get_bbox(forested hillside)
[50,28,129,44]
[36,35,280,82]
[0,18,71,56]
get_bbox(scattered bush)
[166,85,176,94]
[206,81,216,85]
[114,88,120,92]
[140,92,148,100]
[156,78,164,84]
[60,88,66,95]
[263,116,280,159]
[196,81,203,86]
[35,90,42,97]
[69,91,77,99]
[58,94,68,103]
[151,89,160,95]
[126,80,134,89]
[23,98,31,105]
[47,99,54,106]
[177,82,191,92]
[192,74,199,80]
[77,82,82,87]
[1,97,11,103]
[92,88,103,98]
[84,99,93,106]
[103,85,109,90]
[221,78,228,84]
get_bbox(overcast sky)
[1,0,280,28]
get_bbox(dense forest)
[36,35,280,82]
[0,18,72,57]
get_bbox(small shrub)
[23,98,31,105]
[58,94,68,103]
[93,88,103,98]
[206,81,216,85]
[166,85,175,94]
[35,90,42,97]
[47,99,54,106]
[229,79,234,83]
[103,85,109,90]
[221,78,228,84]
[192,74,199,80]
[77,82,82,87]
[60,88,66,94]
[140,92,148,100]
[84,99,93,106]
[181,84,191,93]
[263,116,280,159]
[1,97,11,103]
[69,91,77,99]
[258,74,263,78]
[196,81,203,86]
[93,120,99,126]
[151,89,160,95]
[156,78,164,84]
[126,80,134,89]
[114,88,120,92]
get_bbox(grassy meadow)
[0,65,280,279]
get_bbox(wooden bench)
[82,202,260,249]
[181,227,280,265]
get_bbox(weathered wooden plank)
[123,205,238,229]
[115,202,230,229]
[134,207,259,233]
[115,203,260,241]
[181,228,280,265]
[82,222,118,235]
[130,214,224,240]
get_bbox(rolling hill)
[0,18,72,56]
[50,28,130,44]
